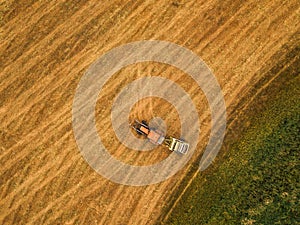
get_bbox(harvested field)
[0,0,299,224]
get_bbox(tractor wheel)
[136,129,143,135]
[141,120,148,126]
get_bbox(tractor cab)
[131,120,165,145]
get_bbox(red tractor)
[131,120,189,154]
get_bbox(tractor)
[131,120,189,154]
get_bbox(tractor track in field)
[0,0,299,224]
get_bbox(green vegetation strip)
[163,62,299,224]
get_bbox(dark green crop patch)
[162,49,299,225]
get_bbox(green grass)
[163,56,300,224]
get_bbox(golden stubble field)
[0,0,299,224]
